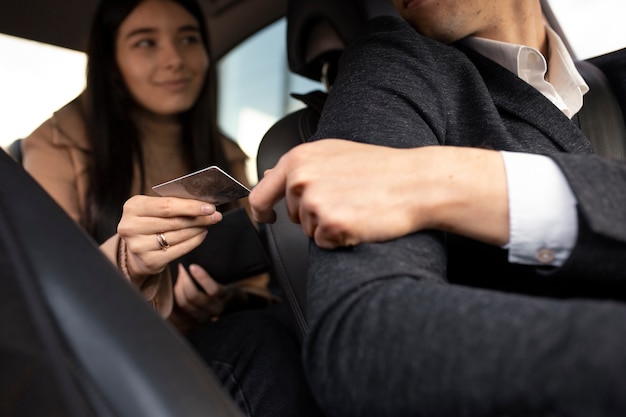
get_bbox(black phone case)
[171,207,272,285]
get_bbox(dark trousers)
[186,303,324,417]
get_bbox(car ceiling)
[0,0,286,59]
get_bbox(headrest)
[287,0,398,84]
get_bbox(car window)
[1,5,624,156]
[0,18,323,184]
[0,34,86,149]
[217,18,322,183]
[546,0,626,59]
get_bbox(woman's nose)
[161,42,184,70]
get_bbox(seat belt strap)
[575,60,626,160]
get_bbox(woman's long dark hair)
[82,0,229,243]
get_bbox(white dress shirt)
[462,27,589,267]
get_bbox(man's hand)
[250,139,431,248]
[249,139,510,248]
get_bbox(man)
[250,1,626,416]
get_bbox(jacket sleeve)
[311,17,459,148]
[304,16,455,305]
[22,117,86,226]
[547,152,626,279]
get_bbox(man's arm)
[250,143,626,417]
[251,140,626,280]
[251,140,509,248]
[547,152,626,279]
[501,151,578,267]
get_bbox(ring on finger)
[156,232,171,251]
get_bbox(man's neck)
[475,1,548,57]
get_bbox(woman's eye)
[181,35,201,45]
[135,39,155,48]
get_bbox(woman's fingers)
[174,263,228,321]
[126,228,209,275]
[125,226,208,255]
[188,264,221,295]
[174,264,207,319]
[117,195,223,278]
[118,196,222,236]
[123,194,218,217]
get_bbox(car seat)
[587,47,626,155]
[256,0,398,341]
[576,56,626,159]
[0,146,244,416]
[5,138,23,163]
[590,48,626,123]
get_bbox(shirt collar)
[460,26,588,119]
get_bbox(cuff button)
[536,248,555,264]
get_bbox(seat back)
[590,48,626,123]
[576,55,626,159]
[587,48,626,154]
[257,0,398,340]
[0,146,243,417]
[6,138,23,163]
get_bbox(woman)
[22,0,322,415]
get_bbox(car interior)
[0,0,285,61]
[1,0,625,415]
[0,0,399,415]
[256,0,626,341]
[0,145,245,416]
[256,0,400,340]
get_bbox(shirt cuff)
[500,151,578,267]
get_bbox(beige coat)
[22,98,254,317]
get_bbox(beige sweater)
[22,98,253,317]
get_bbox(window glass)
[0,34,86,149]
[546,0,626,59]
[217,18,322,183]
[2,5,623,154]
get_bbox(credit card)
[152,166,250,206]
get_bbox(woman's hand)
[117,195,222,280]
[170,263,281,333]
[173,263,229,324]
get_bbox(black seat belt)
[575,60,626,159]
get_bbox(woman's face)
[115,0,209,117]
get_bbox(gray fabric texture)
[304,16,626,417]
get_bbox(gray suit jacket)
[303,16,626,417]
[310,16,626,299]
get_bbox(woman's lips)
[156,79,190,91]
[403,0,425,10]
